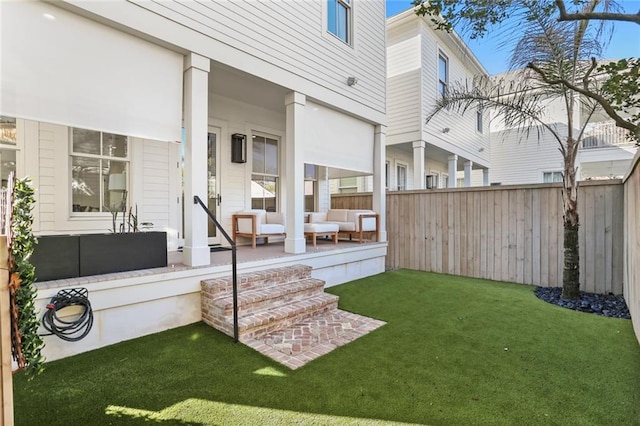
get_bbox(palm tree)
[426,1,612,299]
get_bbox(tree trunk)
[562,137,580,299]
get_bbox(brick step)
[202,264,312,298]
[234,293,339,342]
[213,278,326,317]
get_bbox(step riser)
[202,265,312,297]
[237,299,339,342]
[221,282,326,316]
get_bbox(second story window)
[438,52,449,97]
[476,109,484,133]
[328,0,351,44]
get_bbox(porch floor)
[36,237,374,290]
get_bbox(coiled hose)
[42,288,94,342]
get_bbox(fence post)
[0,236,13,425]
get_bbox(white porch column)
[182,53,210,266]
[373,125,387,242]
[483,168,490,186]
[284,92,306,254]
[464,160,473,187]
[448,154,458,188]
[412,141,426,190]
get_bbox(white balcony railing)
[581,121,632,149]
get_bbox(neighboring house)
[490,69,638,185]
[0,0,388,265]
[385,9,490,191]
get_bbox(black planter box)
[32,232,168,281]
[30,235,80,281]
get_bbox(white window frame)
[476,109,484,133]
[396,163,407,191]
[438,51,449,97]
[70,127,129,216]
[251,132,280,212]
[543,171,563,183]
[426,171,440,189]
[441,173,449,189]
[385,160,390,190]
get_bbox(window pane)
[73,128,101,155]
[327,0,337,35]
[304,180,315,212]
[0,149,16,188]
[336,3,348,42]
[265,137,278,175]
[439,55,447,82]
[72,157,101,212]
[0,116,17,145]
[251,175,277,212]
[102,132,128,158]
[106,160,128,211]
[252,136,265,174]
[304,164,316,180]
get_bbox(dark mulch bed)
[535,287,631,319]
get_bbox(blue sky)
[386,0,640,75]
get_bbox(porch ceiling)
[387,142,487,171]
[209,61,288,112]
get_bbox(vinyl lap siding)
[421,26,489,165]
[140,140,172,229]
[38,122,57,232]
[130,0,386,113]
[387,22,421,142]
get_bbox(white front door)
[207,127,222,245]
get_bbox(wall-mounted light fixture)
[442,127,450,133]
[347,76,358,86]
[231,133,247,163]
[478,147,485,152]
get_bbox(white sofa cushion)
[348,210,377,231]
[326,209,349,222]
[261,223,285,235]
[235,210,266,234]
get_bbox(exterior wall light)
[231,133,247,163]
[347,76,358,86]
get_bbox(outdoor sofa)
[308,209,379,243]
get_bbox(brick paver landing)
[244,310,385,370]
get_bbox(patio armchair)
[232,209,286,248]
[308,209,379,243]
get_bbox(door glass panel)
[207,132,217,238]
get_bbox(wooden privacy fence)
[332,180,625,294]
[623,153,639,343]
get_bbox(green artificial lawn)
[14,270,640,425]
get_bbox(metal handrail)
[193,195,238,343]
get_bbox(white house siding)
[387,20,422,145]
[74,0,387,122]
[207,94,286,233]
[420,25,490,167]
[490,129,566,185]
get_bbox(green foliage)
[599,58,640,144]
[11,177,45,379]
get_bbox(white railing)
[581,121,632,149]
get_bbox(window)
[338,177,358,193]
[442,174,449,189]
[328,0,351,44]
[426,173,439,189]
[304,163,317,212]
[543,171,563,183]
[0,116,17,190]
[476,109,483,133]
[456,177,464,188]
[251,135,279,211]
[438,52,448,97]
[71,128,128,213]
[397,164,407,191]
[385,161,390,190]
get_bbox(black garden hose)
[41,288,94,342]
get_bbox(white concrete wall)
[36,244,386,362]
